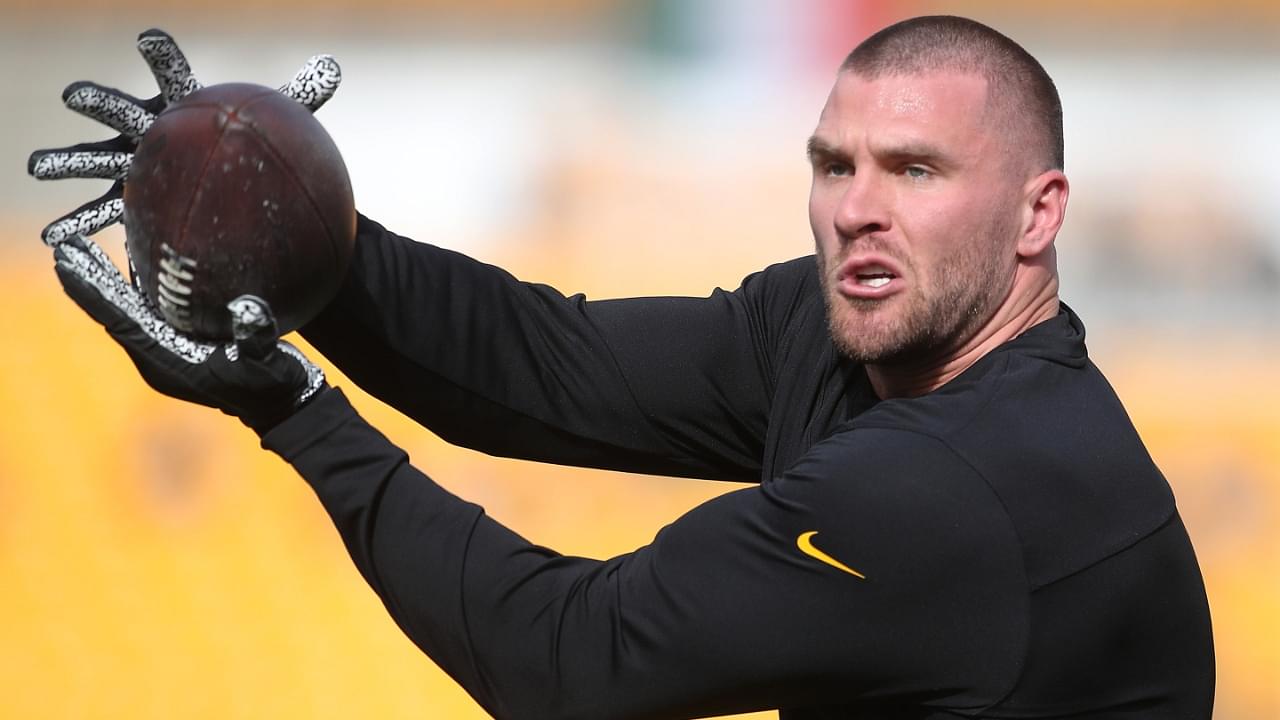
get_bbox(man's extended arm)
[301,215,814,482]
[48,227,1026,717]
[265,387,1027,719]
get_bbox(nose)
[833,172,891,241]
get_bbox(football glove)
[28,28,342,245]
[53,233,327,433]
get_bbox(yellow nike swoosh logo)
[797,531,866,579]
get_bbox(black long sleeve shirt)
[278,216,1214,719]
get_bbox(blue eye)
[904,166,930,179]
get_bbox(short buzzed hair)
[842,16,1064,171]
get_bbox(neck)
[866,277,1060,399]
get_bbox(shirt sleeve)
[264,388,1028,719]
[297,215,815,483]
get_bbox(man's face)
[808,70,1027,365]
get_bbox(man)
[34,16,1213,719]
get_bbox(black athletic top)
[278,216,1214,719]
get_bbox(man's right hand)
[27,29,342,245]
[53,233,328,434]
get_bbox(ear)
[1017,170,1069,259]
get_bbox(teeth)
[858,276,891,288]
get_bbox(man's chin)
[835,338,908,365]
[829,313,908,364]
[823,285,921,360]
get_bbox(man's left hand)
[28,29,341,245]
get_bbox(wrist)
[259,386,355,458]
[245,382,332,437]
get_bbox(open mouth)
[838,258,903,299]
[854,269,895,288]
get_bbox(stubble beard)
[818,233,1010,367]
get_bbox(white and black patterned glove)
[28,28,342,245]
[54,234,327,433]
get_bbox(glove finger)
[62,81,158,138]
[53,237,140,332]
[54,234,128,287]
[56,237,215,364]
[137,29,202,104]
[29,135,136,178]
[227,295,279,361]
[278,54,342,112]
[41,184,125,245]
[76,232,131,286]
[28,149,132,181]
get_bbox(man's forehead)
[826,70,988,113]
[814,70,993,141]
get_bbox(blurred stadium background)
[2,0,1277,717]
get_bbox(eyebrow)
[807,135,956,170]
[876,140,951,166]
[806,136,848,164]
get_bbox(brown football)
[123,82,356,340]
